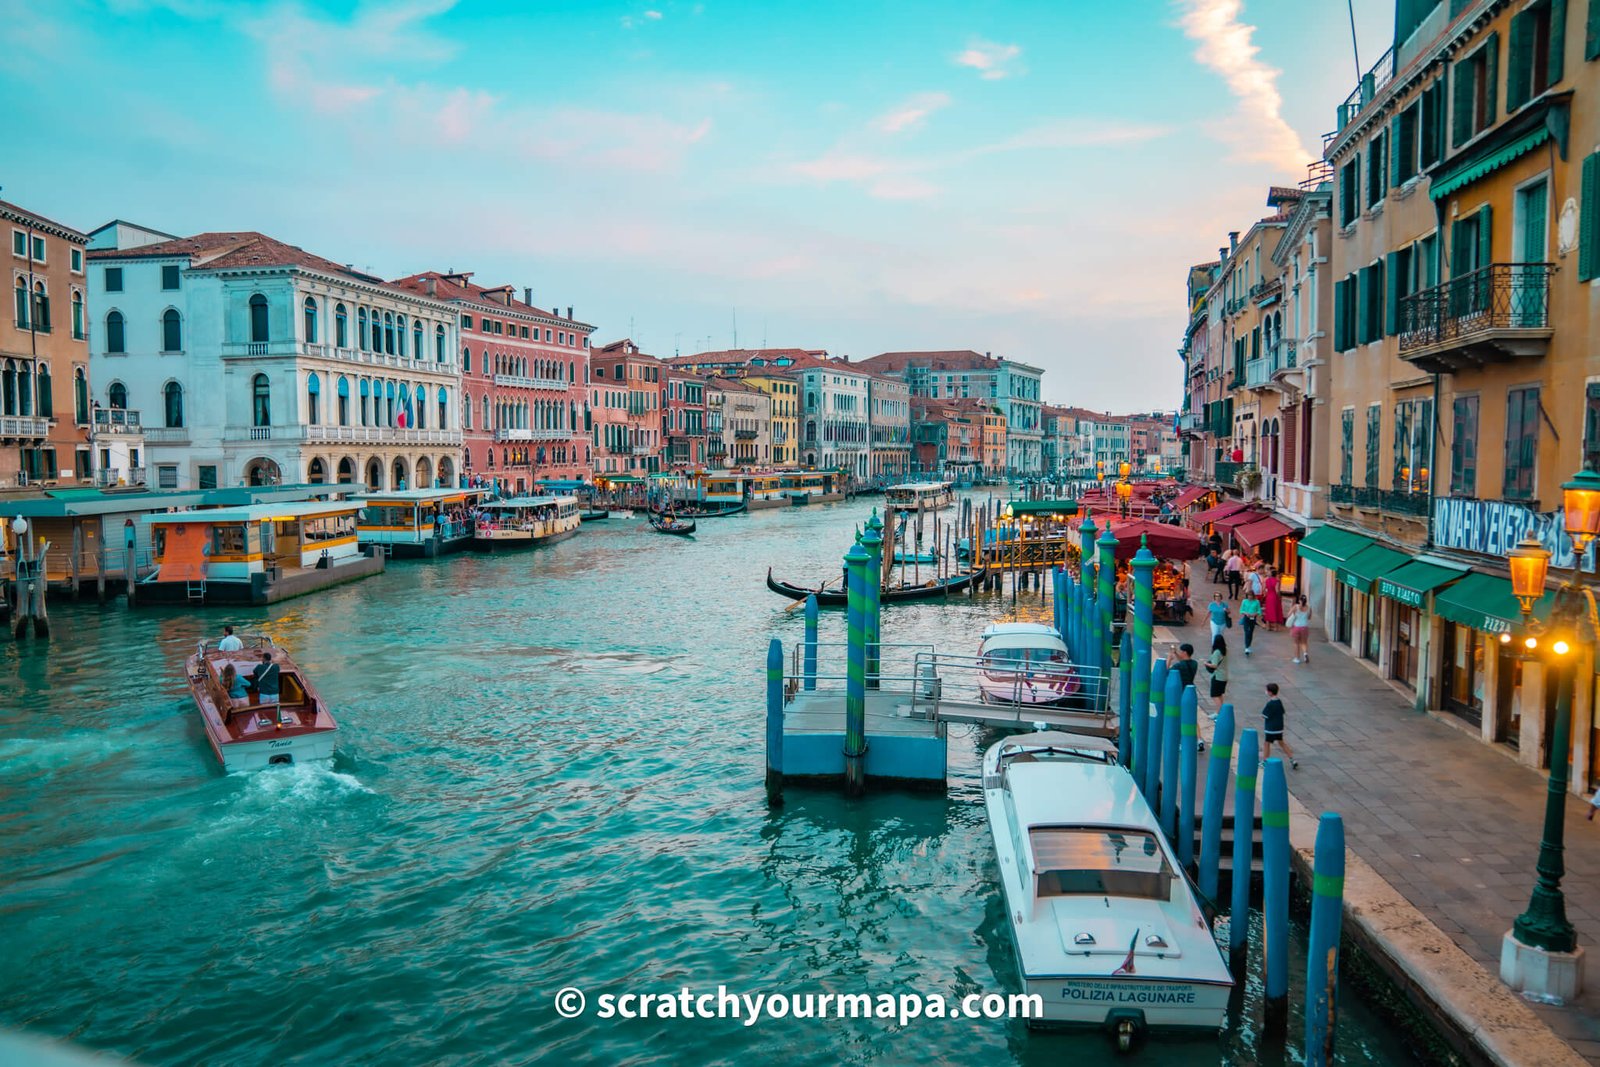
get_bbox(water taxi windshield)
[1030,828,1173,900]
[982,647,1068,665]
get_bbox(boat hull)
[473,530,535,550]
[766,566,983,605]
[531,528,579,547]
[1017,973,1232,1032]
[210,728,338,773]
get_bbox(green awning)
[1430,125,1550,201]
[1296,525,1378,570]
[1377,560,1467,609]
[1010,499,1079,516]
[603,475,643,485]
[1433,572,1553,634]
[1336,543,1411,592]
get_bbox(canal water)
[1,495,1422,1066]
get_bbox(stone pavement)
[1160,571,1600,1064]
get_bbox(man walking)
[1207,592,1229,642]
[1261,683,1298,768]
[1224,551,1244,600]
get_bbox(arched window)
[17,363,31,415]
[397,382,410,428]
[162,308,182,352]
[396,315,407,358]
[252,372,270,427]
[413,380,426,429]
[12,280,25,329]
[436,324,446,362]
[438,386,448,429]
[384,311,395,355]
[335,303,348,348]
[461,347,471,374]
[482,396,490,428]
[337,376,350,425]
[32,282,49,332]
[105,310,126,354]
[74,368,88,424]
[72,291,84,340]
[359,378,371,426]
[36,364,51,417]
[249,293,269,344]
[358,307,369,350]
[164,381,184,428]
[109,380,127,409]
[385,379,396,426]
[304,296,318,343]
[306,371,321,424]
[413,320,423,357]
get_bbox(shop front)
[1234,514,1303,595]
[1375,560,1467,697]
[1296,524,1384,645]
[1335,541,1411,669]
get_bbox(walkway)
[1160,571,1600,1064]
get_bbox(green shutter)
[1451,56,1473,146]
[1389,115,1403,186]
[1588,0,1600,61]
[1582,152,1600,281]
[1551,0,1568,85]
[1451,218,1470,276]
[1478,204,1494,265]
[1357,268,1371,344]
[1385,252,1401,335]
[1334,279,1348,350]
[1508,10,1532,111]
[1484,32,1499,124]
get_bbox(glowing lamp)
[1500,632,1512,644]
[1554,640,1572,655]
[1119,461,1131,478]
[1561,466,1600,555]
[1525,636,1539,651]
[1507,536,1550,617]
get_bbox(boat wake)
[226,760,374,802]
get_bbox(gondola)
[580,509,611,522]
[650,515,697,535]
[765,566,985,605]
[647,500,748,518]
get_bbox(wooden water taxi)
[473,495,581,550]
[185,634,337,772]
[976,622,1083,705]
[885,481,955,513]
[355,488,486,558]
[983,737,1232,1047]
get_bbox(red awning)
[1190,500,1253,525]
[1169,486,1211,509]
[1234,515,1300,549]
[1213,507,1270,531]
[1097,518,1204,562]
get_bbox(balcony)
[1244,358,1272,389]
[734,428,758,440]
[15,319,50,333]
[1213,460,1241,486]
[1329,483,1384,508]
[493,374,570,391]
[631,445,652,455]
[93,409,142,433]
[1381,488,1431,516]
[142,426,190,444]
[495,427,533,441]
[95,467,145,487]
[294,425,465,446]
[1398,264,1554,373]
[0,414,52,439]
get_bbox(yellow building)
[742,373,799,467]
[1317,0,1600,787]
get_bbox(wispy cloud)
[1174,0,1314,174]
[621,8,665,29]
[953,39,1023,80]
[873,92,952,134]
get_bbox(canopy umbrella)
[1097,518,1204,562]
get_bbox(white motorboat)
[976,622,1083,705]
[884,481,955,512]
[983,733,1232,1048]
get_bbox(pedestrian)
[1207,591,1230,641]
[1224,550,1244,600]
[1206,548,1225,583]
[1205,635,1229,701]
[1179,558,1191,596]
[1262,567,1286,631]
[1239,588,1262,654]
[1167,642,1199,692]
[1288,596,1313,663]
[1261,682,1298,768]
[218,625,243,652]
[1208,531,1223,557]
[1247,563,1264,599]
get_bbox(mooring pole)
[1117,629,1133,768]
[1129,536,1155,771]
[1199,703,1235,900]
[766,637,784,804]
[1262,757,1291,1034]
[1178,683,1199,868]
[1095,527,1117,709]
[1305,812,1346,1066]
[1160,668,1182,837]
[803,594,818,691]
[1143,660,1167,799]
[862,515,883,691]
[1230,729,1260,968]
[843,539,870,796]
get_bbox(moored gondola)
[765,566,984,605]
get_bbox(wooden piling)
[1229,729,1260,965]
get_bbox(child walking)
[1261,683,1298,768]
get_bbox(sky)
[0,0,1394,412]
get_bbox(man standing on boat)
[250,651,286,725]
[218,625,242,652]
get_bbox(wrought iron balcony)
[1213,460,1241,486]
[1382,488,1431,516]
[1398,263,1554,373]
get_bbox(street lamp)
[1501,466,1600,1001]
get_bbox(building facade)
[88,230,461,491]
[663,369,708,468]
[859,349,1045,475]
[591,339,663,474]
[393,274,593,492]
[867,374,912,484]
[795,361,871,480]
[743,373,799,467]
[4,201,92,487]
[722,380,773,466]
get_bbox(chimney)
[1219,247,1227,262]
[425,277,436,297]
[524,288,533,306]
[1228,231,1239,253]
[567,306,574,320]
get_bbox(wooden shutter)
[1451,56,1473,146]
[1550,0,1568,86]
[1588,0,1600,61]
[1478,205,1494,266]
[1580,152,1599,281]
[1508,9,1531,111]
[1484,32,1499,125]
[1389,115,1403,186]
[1357,268,1371,345]
[1451,218,1469,276]
[1385,252,1401,336]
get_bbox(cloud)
[953,39,1023,80]
[1175,0,1315,174]
[873,92,951,134]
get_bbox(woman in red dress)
[1261,567,1287,630]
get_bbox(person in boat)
[219,663,249,701]
[218,625,243,652]
[249,651,288,725]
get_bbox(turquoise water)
[1,498,1420,1066]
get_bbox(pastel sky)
[0,0,1392,411]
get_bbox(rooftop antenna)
[1347,0,1361,82]
[762,317,767,348]
[674,332,681,357]
[732,307,738,349]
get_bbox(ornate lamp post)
[1500,466,1600,1001]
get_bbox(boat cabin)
[885,481,955,512]
[356,487,487,558]
[142,500,382,604]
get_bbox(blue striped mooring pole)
[1305,812,1346,1065]
[861,519,883,691]
[1095,528,1117,706]
[1199,703,1236,901]
[1229,728,1260,963]
[766,637,784,804]
[1160,668,1182,838]
[1117,629,1133,767]
[1143,660,1167,799]
[1177,683,1198,868]
[803,594,818,691]
[843,540,870,796]
[1128,537,1156,772]
[1262,757,1291,1032]
[1052,567,1064,637]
